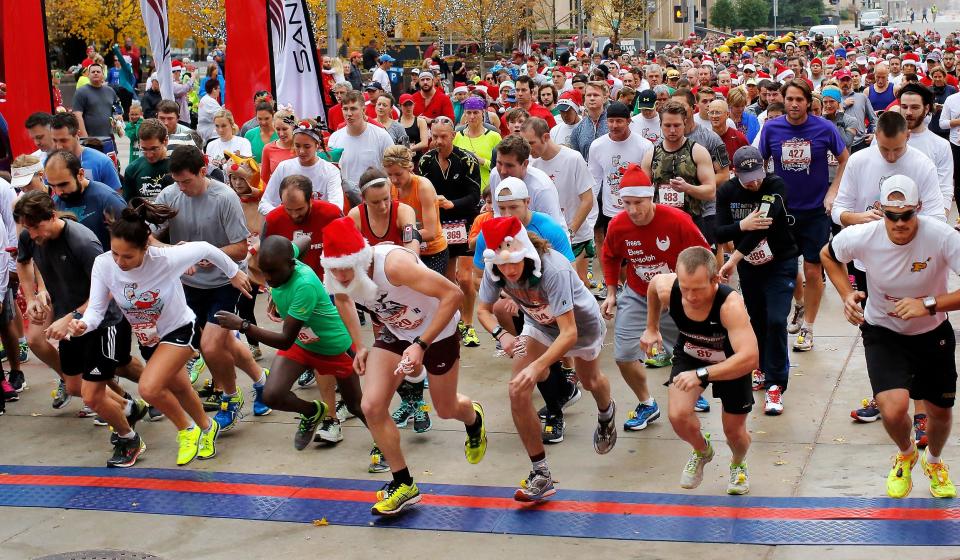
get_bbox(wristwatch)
[239,320,251,333]
[696,367,710,388]
[491,326,506,341]
[413,336,430,351]
[923,296,938,315]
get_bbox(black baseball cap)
[636,89,656,110]
[607,102,631,119]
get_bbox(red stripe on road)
[1,474,957,521]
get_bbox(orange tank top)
[392,175,447,255]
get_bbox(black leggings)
[236,283,260,346]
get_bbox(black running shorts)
[861,320,957,408]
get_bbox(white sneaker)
[765,385,784,416]
[727,463,750,495]
[314,417,344,443]
[680,433,715,489]
[793,327,813,352]
[787,304,804,334]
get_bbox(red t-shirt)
[263,200,344,277]
[717,127,749,169]
[921,75,960,88]
[600,205,709,296]
[412,90,455,120]
[327,104,344,132]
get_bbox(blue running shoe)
[252,369,272,416]
[694,396,710,412]
[623,401,660,431]
[213,392,245,432]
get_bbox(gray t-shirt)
[478,249,603,348]
[18,220,121,326]
[687,124,729,217]
[73,85,119,137]
[155,180,249,288]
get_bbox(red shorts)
[277,344,356,379]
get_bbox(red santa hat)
[320,216,373,271]
[811,57,823,66]
[618,163,655,199]
[481,216,541,281]
[775,63,795,82]
[826,55,837,65]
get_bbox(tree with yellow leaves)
[46,0,144,46]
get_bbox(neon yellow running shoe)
[887,447,918,498]
[371,480,421,516]
[464,401,487,464]
[197,420,220,460]
[176,425,202,466]
[921,451,957,498]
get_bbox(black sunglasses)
[883,209,916,222]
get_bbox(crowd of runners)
[3,23,960,516]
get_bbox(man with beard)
[320,56,338,109]
[411,72,454,123]
[321,216,487,516]
[122,119,173,201]
[900,84,954,210]
[46,150,126,250]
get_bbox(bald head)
[258,235,296,287]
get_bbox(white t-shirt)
[587,132,654,217]
[81,242,240,345]
[908,128,954,209]
[328,124,394,191]
[550,121,576,147]
[489,167,567,228]
[630,113,662,144]
[831,217,960,335]
[531,146,597,243]
[197,95,221,142]
[260,157,344,215]
[939,91,960,145]
[832,145,945,230]
[372,67,391,92]
[205,135,253,170]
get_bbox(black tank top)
[668,279,734,364]
[404,118,421,146]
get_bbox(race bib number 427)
[781,139,812,172]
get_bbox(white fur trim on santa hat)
[482,227,542,281]
[321,242,373,271]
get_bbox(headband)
[360,177,389,191]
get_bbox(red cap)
[399,93,415,105]
[833,69,852,79]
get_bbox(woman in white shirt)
[205,109,253,172]
[68,200,252,467]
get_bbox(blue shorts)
[789,209,831,264]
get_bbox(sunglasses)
[883,208,916,222]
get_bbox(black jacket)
[715,174,799,263]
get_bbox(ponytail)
[108,198,179,248]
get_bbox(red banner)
[225,0,272,125]
[1,0,54,157]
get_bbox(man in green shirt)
[122,118,173,201]
[215,236,366,451]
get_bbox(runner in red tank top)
[347,169,420,253]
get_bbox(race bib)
[132,321,160,347]
[296,327,321,345]
[781,139,812,172]
[658,185,684,208]
[522,304,555,325]
[635,262,670,283]
[293,230,312,245]
[744,238,774,266]
[683,341,725,364]
[442,220,468,245]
